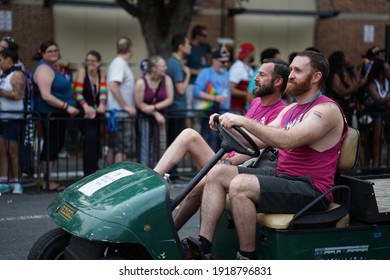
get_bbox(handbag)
[241,147,278,175]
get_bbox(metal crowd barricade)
[42,111,137,189]
[42,111,84,189]
[38,108,246,188]
[14,107,378,191]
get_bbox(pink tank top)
[227,98,286,158]
[277,95,348,202]
[246,98,286,124]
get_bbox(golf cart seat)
[225,127,359,230]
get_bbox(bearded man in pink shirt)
[154,58,290,230]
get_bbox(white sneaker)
[12,183,23,194]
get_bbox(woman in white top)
[0,49,26,194]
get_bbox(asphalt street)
[0,184,198,260]
[0,189,58,260]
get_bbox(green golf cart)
[28,119,390,260]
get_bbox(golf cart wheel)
[27,228,71,260]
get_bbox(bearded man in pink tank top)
[154,58,290,230]
[198,51,348,260]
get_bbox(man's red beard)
[285,74,313,97]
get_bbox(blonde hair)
[146,55,164,74]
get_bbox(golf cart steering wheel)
[213,115,260,157]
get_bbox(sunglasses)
[2,36,15,44]
[219,60,229,65]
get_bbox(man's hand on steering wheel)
[209,113,220,131]
[213,114,260,157]
[218,113,246,129]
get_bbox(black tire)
[27,228,71,260]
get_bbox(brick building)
[0,3,53,72]
[0,0,388,73]
[316,0,389,63]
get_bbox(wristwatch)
[224,158,232,165]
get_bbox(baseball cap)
[2,36,15,44]
[212,50,228,60]
[365,46,385,60]
[237,43,255,60]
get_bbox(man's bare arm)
[219,102,344,151]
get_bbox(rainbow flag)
[195,81,218,110]
[220,43,231,58]
[363,58,374,78]
[370,47,382,55]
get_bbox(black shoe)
[236,251,250,260]
[182,236,213,260]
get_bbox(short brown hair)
[296,50,329,89]
[263,58,291,92]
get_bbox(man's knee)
[229,175,247,196]
[229,174,259,199]
[177,128,199,144]
[206,164,226,184]
[182,128,198,138]
[187,128,204,144]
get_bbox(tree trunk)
[116,0,196,58]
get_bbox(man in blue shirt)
[193,50,231,151]
[166,34,191,146]
[185,25,212,115]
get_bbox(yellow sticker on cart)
[58,203,76,221]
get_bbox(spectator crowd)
[0,26,389,195]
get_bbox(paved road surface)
[0,184,198,260]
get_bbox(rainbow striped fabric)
[363,58,374,78]
[198,81,218,109]
[99,82,107,105]
[74,81,86,106]
[220,43,231,58]
[74,81,107,106]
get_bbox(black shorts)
[0,120,22,142]
[237,167,329,214]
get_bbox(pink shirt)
[227,98,286,158]
[277,95,348,202]
[246,98,286,124]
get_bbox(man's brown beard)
[285,74,313,97]
[253,81,274,97]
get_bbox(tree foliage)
[116,0,196,58]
